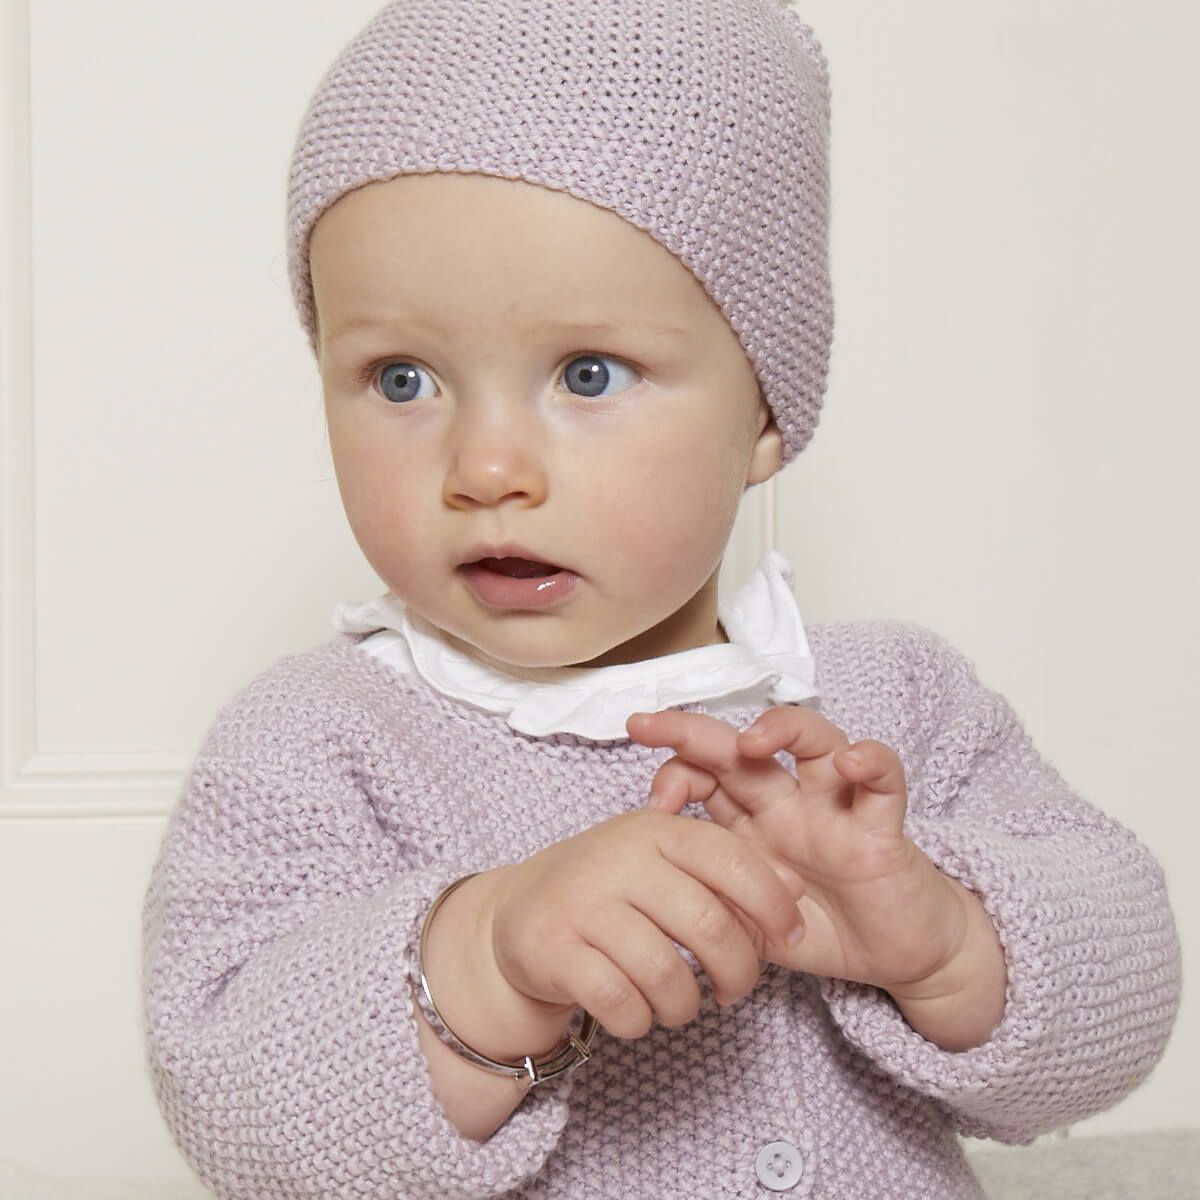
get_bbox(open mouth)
[471,556,563,578]
[459,555,580,610]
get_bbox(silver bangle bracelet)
[412,871,599,1089]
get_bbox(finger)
[737,704,850,766]
[647,756,759,834]
[628,709,739,753]
[631,709,796,816]
[736,706,852,804]
[832,739,909,837]
[721,893,804,973]
[629,868,766,1009]
[695,786,755,833]
[579,902,705,1027]
[646,756,718,815]
[556,939,656,1041]
[649,758,761,844]
[654,818,807,965]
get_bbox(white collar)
[331,549,820,740]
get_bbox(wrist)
[885,873,976,1003]
[884,874,1008,1052]
[423,867,580,1062]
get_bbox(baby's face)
[309,172,781,670]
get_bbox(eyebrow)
[325,314,691,345]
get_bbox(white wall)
[1,0,1194,1187]
[778,0,1197,1139]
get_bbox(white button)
[755,1139,805,1191]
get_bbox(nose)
[442,404,549,508]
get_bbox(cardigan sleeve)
[815,622,1182,1145]
[140,675,574,1200]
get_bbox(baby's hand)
[625,706,970,994]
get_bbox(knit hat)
[285,0,833,470]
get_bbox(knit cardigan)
[140,619,1182,1199]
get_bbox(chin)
[501,632,630,673]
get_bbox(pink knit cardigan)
[141,619,1182,1199]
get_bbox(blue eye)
[355,361,435,405]
[561,354,639,400]
[355,353,639,405]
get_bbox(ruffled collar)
[331,549,820,740]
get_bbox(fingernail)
[842,750,863,766]
[787,924,805,946]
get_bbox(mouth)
[458,555,581,611]
[467,557,564,579]
[458,540,575,578]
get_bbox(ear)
[746,399,784,486]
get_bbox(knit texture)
[140,621,1182,1199]
[284,0,834,470]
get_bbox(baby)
[140,2,1182,1198]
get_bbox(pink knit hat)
[285,0,833,469]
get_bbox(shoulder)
[803,618,1014,799]
[194,630,514,775]
[804,616,990,713]
[195,632,410,767]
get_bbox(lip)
[460,562,581,611]
[458,540,573,572]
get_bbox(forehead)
[308,172,720,337]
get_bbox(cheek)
[326,425,425,558]
[581,431,740,562]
